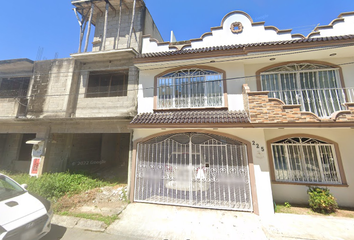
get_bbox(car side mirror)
[21,184,28,190]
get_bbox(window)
[0,77,30,98]
[270,137,342,184]
[157,69,224,109]
[260,63,345,117]
[86,71,128,98]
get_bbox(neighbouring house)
[130,10,354,216]
[0,0,162,181]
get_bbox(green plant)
[307,186,338,214]
[2,171,113,202]
[284,202,291,208]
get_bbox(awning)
[26,138,45,144]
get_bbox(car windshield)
[0,175,26,201]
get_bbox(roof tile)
[130,110,249,125]
[136,35,354,59]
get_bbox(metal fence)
[268,87,354,117]
[134,133,253,211]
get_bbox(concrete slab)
[263,213,354,240]
[106,203,268,240]
[52,215,80,228]
[76,218,107,232]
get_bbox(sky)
[0,0,353,61]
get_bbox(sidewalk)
[52,203,354,240]
[263,213,354,240]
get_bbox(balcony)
[267,87,354,118]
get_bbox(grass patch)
[58,211,118,226]
[2,171,113,202]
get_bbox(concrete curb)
[52,215,107,232]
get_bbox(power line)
[1,60,353,99]
[0,44,353,99]
[1,42,353,79]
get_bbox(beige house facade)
[130,11,354,216]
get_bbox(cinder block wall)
[46,133,72,173]
[0,99,20,118]
[75,60,138,118]
[27,59,76,118]
[67,134,102,172]
[93,7,144,51]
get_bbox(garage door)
[134,133,253,211]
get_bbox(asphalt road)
[41,224,144,240]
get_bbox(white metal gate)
[134,133,253,211]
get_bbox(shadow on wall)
[47,133,130,183]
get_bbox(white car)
[0,173,53,240]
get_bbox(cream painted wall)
[313,15,354,38]
[264,128,354,208]
[137,69,160,114]
[137,62,248,113]
[133,128,275,217]
[137,53,354,114]
[244,56,354,91]
[141,11,354,54]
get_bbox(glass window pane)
[158,69,222,109]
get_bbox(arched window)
[260,62,345,117]
[157,69,224,109]
[270,136,342,184]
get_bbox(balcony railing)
[268,87,354,118]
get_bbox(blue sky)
[0,0,353,61]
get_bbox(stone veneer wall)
[242,84,354,123]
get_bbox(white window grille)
[260,63,349,117]
[157,69,224,109]
[271,137,341,184]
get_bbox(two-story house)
[129,11,354,216]
[0,0,162,180]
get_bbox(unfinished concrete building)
[0,0,162,181]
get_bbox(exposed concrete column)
[127,0,137,48]
[102,2,109,51]
[84,4,94,53]
[74,8,88,53]
[115,0,123,49]
[34,127,51,176]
